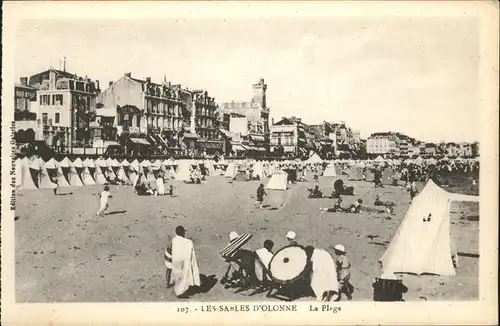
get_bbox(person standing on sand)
[255,183,267,208]
[334,244,354,301]
[96,186,112,216]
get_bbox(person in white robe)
[169,226,201,297]
[254,240,274,282]
[305,246,340,301]
[156,171,165,195]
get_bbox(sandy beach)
[15,174,479,302]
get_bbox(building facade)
[26,69,100,147]
[270,117,310,157]
[97,73,222,155]
[219,78,271,154]
[366,132,400,156]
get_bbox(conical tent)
[93,165,107,185]
[58,157,72,168]
[83,158,95,168]
[224,163,238,178]
[94,158,107,168]
[72,157,84,168]
[374,155,385,162]
[68,166,84,186]
[322,163,337,177]
[20,158,38,189]
[379,179,479,276]
[306,153,323,164]
[81,166,96,186]
[39,165,57,189]
[56,166,71,187]
[116,166,132,184]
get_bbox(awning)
[298,137,306,143]
[197,141,222,149]
[182,132,198,139]
[155,134,168,148]
[250,135,265,142]
[248,146,266,152]
[129,138,151,145]
[232,144,247,151]
[298,147,307,154]
[283,146,296,153]
[104,141,120,147]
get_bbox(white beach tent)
[20,158,38,189]
[224,162,237,178]
[379,179,479,276]
[175,160,193,182]
[68,166,84,187]
[265,171,290,209]
[39,158,58,189]
[59,156,71,168]
[252,161,266,180]
[322,163,337,177]
[265,171,288,191]
[93,158,108,185]
[81,166,96,186]
[83,158,95,168]
[306,153,323,164]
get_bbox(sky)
[14,17,480,142]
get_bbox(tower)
[251,78,267,109]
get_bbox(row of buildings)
[14,66,362,158]
[366,132,479,158]
[16,65,476,159]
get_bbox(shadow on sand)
[105,210,128,216]
[56,192,74,196]
[178,274,218,299]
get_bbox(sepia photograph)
[2,1,498,325]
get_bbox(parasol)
[219,233,253,258]
[269,245,308,283]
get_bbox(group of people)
[163,227,354,301]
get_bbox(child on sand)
[169,184,174,197]
[96,186,112,216]
[334,244,354,301]
[256,183,267,208]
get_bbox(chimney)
[296,118,302,123]
[63,57,66,72]
[124,72,132,78]
[146,77,151,83]
[272,118,275,125]
[20,77,28,86]
[109,81,113,86]
[95,80,100,90]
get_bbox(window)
[53,94,63,105]
[55,113,60,123]
[42,113,48,125]
[136,115,140,127]
[40,94,50,105]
